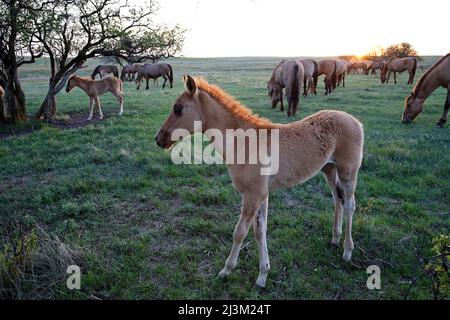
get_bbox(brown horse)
[348,62,368,75]
[335,59,348,87]
[121,64,141,81]
[365,61,385,75]
[155,76,364,288]
[66,76,124,120]
[135,63,173,90]
[91,65,119,80]
[267,60,303,117]
[381,57,417,85]
[403,54,450,128]
[317,60,337,95]
[297,59,318,96]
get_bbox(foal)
[66,76,124,121]
[156,76,364,288]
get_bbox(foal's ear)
[184,74,197,95]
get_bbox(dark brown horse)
[381,57,417,85]
[348,63,368,75]
[121,64,141,81]
[91,65,119,80]
[365,61,385,75]
[403,54,450,128]
[135,63,174,90]
[267,60,303,117]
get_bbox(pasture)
[0,57,449,299]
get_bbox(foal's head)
[155,75,204,149]
[403,94,424,124]
[66,76,78,92]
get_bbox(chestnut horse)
[298,59,318,96]
[267,60,304,117]
[317,60,337,95]
[91,65,119,80]
[381,57,417,85]
[403,53,450,128]
[155,76,364,288]
[348,62,368,75]
[335,59,348,87]
[365,61,385,75]
[66,76,123,120]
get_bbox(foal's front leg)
[219,193,265,280]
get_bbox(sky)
[151,0,449,57]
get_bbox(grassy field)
[0,57,449,299]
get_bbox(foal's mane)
[412,53,450,97]
[194,77,275,128]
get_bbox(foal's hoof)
[218,268,231,279]
[255,276,267,289]
[342,250,352,262]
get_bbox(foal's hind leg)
[253,197,270,288]
[88,98,94,121]
[322,164,344,246]
[113,91,124,115]
[219,192,266,280]
[94,96,103,120]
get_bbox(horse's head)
[155,75,204,149]
[380,66,388,83]
[135,74,143,90]
[66,76,77,92]
[403,93,424,124]
[267,79,282,108]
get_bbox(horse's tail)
[167,64,173,87]
[114,66,119,79]
[120,68,126,81]
[331,61,338,90]
[91,66,100,80]
[288,63,300,116]
[312,60,319,94]
[411,58,418,79]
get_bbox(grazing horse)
[91,65,119,80]
[121,64,141,82]
[335,59,348,88]
[66,76,124,121]
[317,60,337,95]
[365,61,385,75]
[135,63,174,90]
[348,63,368,75]
[298,59,318,96]
[155,76,364,288]
[381,57,417,85]
[403,53,450,128]
[267,60,304,117]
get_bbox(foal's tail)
[167,64,174,88]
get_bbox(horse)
[66,75,123,121]
[297,59,318,96]
[335,59,348,87]
[121,64,141,82]
[267,60,303,117]
[317,60,337,95]
[91,65,119,80]
[135,63,174,90]
[348,62,368,75]
[380,56,417,85]
[365,61,385,75]
[155,75,364,288]
[403,53,450,128]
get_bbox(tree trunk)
[36,90,57,121]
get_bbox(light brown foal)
[66,76,124,121]
[156,76,364,288]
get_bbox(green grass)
[0,57,449,299]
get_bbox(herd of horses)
[268,56,419,118]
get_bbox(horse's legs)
[279,91,284,112]
[94,96,103,120]
[343,74,345,87]
[87,98,94,121]
[219,192,266,279]
[322,164,344,245]
[253,197,270,288]
[162,75,168,89]
[145,77,150,90]
[386,70,391,84]
[394,72,397,85]
[436,89,450,128]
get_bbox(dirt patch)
[0,111,113,140]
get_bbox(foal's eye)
[174,104,183,115]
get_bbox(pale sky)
[153,0,448,57]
